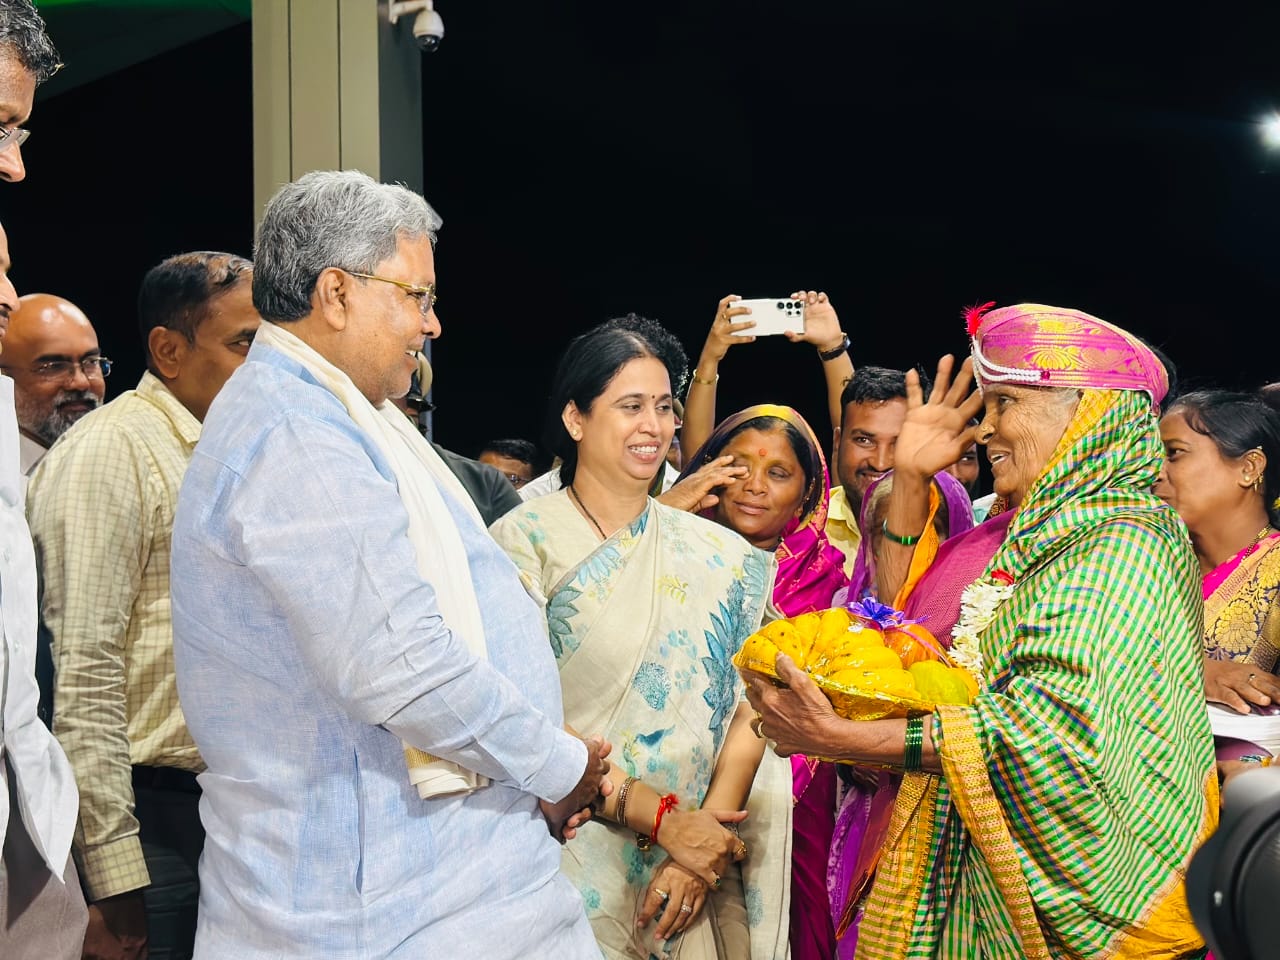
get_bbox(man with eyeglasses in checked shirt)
[27,251,261,960]
[0,293,109,478]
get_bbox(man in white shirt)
[171,170,609,958]
[0,4,87,958]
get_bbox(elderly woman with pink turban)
[742,304,1218,959]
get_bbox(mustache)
[54,389,101,409]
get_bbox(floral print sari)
[491,492,791,960]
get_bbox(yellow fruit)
[759,619,808,665]
[816,646,902,675]
[810,607,854,662]
[955,668,980,702]
[842,622,886,648]
[789,611,824,663]
[825,667,918,698]
[792,611,823,636]
[908,662,972,705]
[875,668,920,698]
[885,623,943,668]
[737,632,778,672]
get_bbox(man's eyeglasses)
[0,356,113,381]
[347,271,438,319]
[0,126,30,154]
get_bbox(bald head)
[4,293,105,446]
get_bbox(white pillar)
[251,0,424,219]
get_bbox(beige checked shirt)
[824,484,863,578]
[27,372,204,901]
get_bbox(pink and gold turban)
[966,302,1168,405]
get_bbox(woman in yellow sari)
[491,316,791,960]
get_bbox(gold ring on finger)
[735,841,748,858]
[751,712,765,739]
[1249,673,1258,684]
[654,887,669,899]
[711,871,721,890]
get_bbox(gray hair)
[252,169,442,323]
[0,0,61,82]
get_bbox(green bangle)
[882,518,924,547]
[904,715,925,772]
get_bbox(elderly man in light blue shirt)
[170,171,609,959]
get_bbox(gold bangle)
[615,775,636,826]
[690,370,719,387]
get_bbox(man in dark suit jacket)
[394,356,520,526]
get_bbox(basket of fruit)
[733,599,978,721]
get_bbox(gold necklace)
[1246,525,1275,555]
[568,485,608,540]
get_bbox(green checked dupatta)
[857,389,1218,960]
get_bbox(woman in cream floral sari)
[491,316,791,960]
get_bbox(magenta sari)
[829,508,1012,958]
[681,406,850,958]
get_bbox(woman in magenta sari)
[841,469,976,607]
[678,403,849,960]
[678,404,849,618]
[826,469,975,958]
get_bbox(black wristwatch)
[818,333,851,362]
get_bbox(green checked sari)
[857,390,1218,960]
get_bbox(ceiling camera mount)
[388,1,444,53]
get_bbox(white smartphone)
[728,298,806,337]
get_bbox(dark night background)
[4,2,1279,461]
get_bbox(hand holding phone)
[728,298,806,338]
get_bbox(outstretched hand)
[892,355,985,481]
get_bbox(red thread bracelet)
[637,793,679,850]
[652,793,679,841]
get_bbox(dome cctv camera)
[413,6,445,52]
[388,0,444,52]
